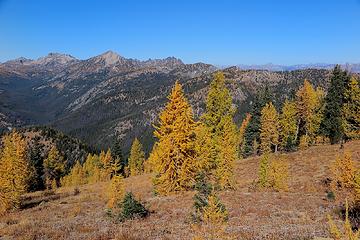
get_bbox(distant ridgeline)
[1,126,96,168]
[1,51,359,153]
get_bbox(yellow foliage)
[150,81,197,195]
[268,158,289,192]
[107,175,125,208]
[0,131,30,213]
[260,102,280,153]
[128,138,145,176]
[258,154,289,192]
[296,80,324,144]
[192,192,233,240]
[279,99,298,150]
[331,152,356,190]
[61,161,86,187]
[202,194,228,225]
[194,123,217,177]
[83,154,103,183]
[328,199,360,240]
[100,149,113,180]
[215,116,238,189]
[299,135,310,150]
[200,72,238,188]
[43,145,65,189]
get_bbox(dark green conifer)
[243,85,272,156]
[321,65,350,144]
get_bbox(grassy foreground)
[1,141,360,240]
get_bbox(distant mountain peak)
[3,57,33,65]
[95,50,124,66]
[143,56,184,68]
[34,53,78,65]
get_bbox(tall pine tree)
[111,138,126,175]
[28,137,45,191]
[321,65,350,144]
[243,85,272,156]
[149,81,197,195]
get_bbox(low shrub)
[108,192,149,222]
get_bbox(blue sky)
[0,0,359,65]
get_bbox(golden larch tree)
[128,138,145,176]
[100,149,113,180]
[296,79,324,143]
[43,145,65,189]
[201,72,238,189]
[194,123,217,178]
[0,131,30,213]
[279,99,298,150]
[260,102,280,153]
[61,161,86,187]
[149,81,197,195]
[107,175,125,208]
[215,116,238,189]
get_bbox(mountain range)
[236,63,360,72]
[0,51,357,153]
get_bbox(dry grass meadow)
[1,141,360,240]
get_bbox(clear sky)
[0,0,359,65]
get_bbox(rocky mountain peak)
[33,53,78,66]
[142,56,184,69]
[94,50,124,66]
[3,57,33,66]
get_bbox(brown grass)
[1,141,360,239]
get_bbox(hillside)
[16,126,94,168]
[1,51,346,151]
[1,141,359,240]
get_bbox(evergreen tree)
[149,81,197,195]
[43,145,65,189]
[260,102,279,153]
[321,65,350,144]
[201,72,238,189]
[128,138,145,176]
[296,79,324,144]
[279,99,298,151]
[28,137,45,191]
[342,77,360,140]
[111,138,127,175]
[0,131,30,213]
[243,85,272,156]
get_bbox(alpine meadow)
[1,1,360,240]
